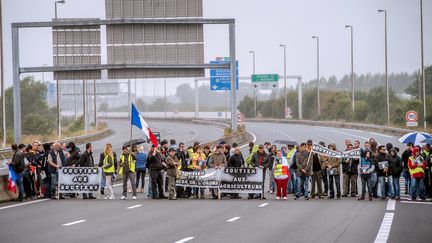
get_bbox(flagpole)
[130,103,133,151]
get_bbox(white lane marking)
[174,237,195,243]
[401,201,432,205]
[386,200,396,211]
[0,199,50,210]
[326,129,369,141]
[239,130,257,149]
[374,213,394,243]
[127,204,142,209]
[259,203,269,208]
[62,220,86,227]
[226,216,241,222]
[370,132,393,138]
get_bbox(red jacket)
[408,156,427,178]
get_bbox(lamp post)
[420,0,426,129]
[55,0,65,139]
[378,9,390,125]
[249,50,256,118]
[312,36,320,115]
[280,44,287,118]
[345,25,355,111]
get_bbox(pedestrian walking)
[99,144,116,200]
[119,146,137,200]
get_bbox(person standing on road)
[358,150,374,201]
[408,147,427,201]
[287,144,298,194]
[341,144,358,198]
[369,140,379,198]
[147,145,165,199]
[228,147,244,199]
[268,145,277,195]
[390,148,403,200]
[327,143,341,199]
[375,145,394,200]
[295,143,312,200]
[78,143,96,200]
[175,142,187,198]
[318,141,329,196]
[98,144,116,200]
[191,145,207,199]
[118,146,137,200]
[9,144,26,201]
[401,142,413,195]
[311,142,324,199]
[166,147,179,200]
[421,144,431,199]
[273,150,291,200]
[250,144,270,199]
[209,144,227,199]
[135,145,147,194]
[47,143,66,199]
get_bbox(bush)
[22,114,55,135]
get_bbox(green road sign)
[251,74,279,90]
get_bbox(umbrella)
[123,138,146,148]
[420,137,432,144]
[398,132,432,145]
[273,140,297,146]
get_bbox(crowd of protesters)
[5,136,432,202]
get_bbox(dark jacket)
[375,152,390,177]
[11,150,25,173]
[66,148,81,167]
[342,157,359,175]
[389,149,403,177]
[209,152,227,168]
[228,153,244,168]
[146,152,164,171]
[48,150,66,173]
[401,149,412,170]
[268,152,277,171]
[251,152,270,168]
[78,150,94,167]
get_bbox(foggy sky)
[3,0,431,96]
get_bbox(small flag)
[7,164,17,193]
[131,103,159,147]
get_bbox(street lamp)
[345,25,355,111]
[378,9,390,125]
[280,44,287,118]
[420,0,426,129]
[249,50,256,118]
[312,36,320,115]
[55,0,65,139]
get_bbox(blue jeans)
[15,172,24,200]
[288,168,297,193]
[371,172,378,197]
[297,176,310,198]
[378,176,394,198]
[392,175,400,197]
[50,173,58,198]
[410,177,425,200]
[101,171,106,191]
[403,169,411,194]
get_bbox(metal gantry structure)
[12,18,237,143]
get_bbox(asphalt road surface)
[0,121,431,243]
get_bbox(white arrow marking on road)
[127,204,142,209]
[62,220,86,227]
[386,200,396,211]
[174,237,195,243]
[226,217,241,222]
[259,203,269,208]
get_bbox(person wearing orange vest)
[408,146,427,201]
[273,149,291,200]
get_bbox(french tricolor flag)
[131,103,159,147]
[8,164,17,193]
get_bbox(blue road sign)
[48,83,56,99]
[210,60,239,91]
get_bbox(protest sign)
[58,167,102,193]
[312,144,361,159]
[219,168,263,194]
[176,168,220,188]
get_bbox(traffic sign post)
[210,59,239,90]
[405,110,418,127]
[251,74,279,90]
[237,112,245,124]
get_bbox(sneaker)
[294,196,299,200]
[275,197,280,200]
[408,197,413,201]
[283,197,288,200]
[132,196,137,200]
[108,196,116,200]
[270,191,274,194]
[104,196,110,200]
[416,198,421,201]
[120,196,126,200]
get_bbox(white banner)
[219,168,263,194]
[312,144,361,159]
[58,167,102,193]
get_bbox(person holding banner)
[119,146,137,200]
[273,150,291,200]
[358,150,374,201]
[375,145,394,200]
[78,143,96,200]
[48,143,66,199]
[209,144,227,199]
[99,144,116,200]
[191,145,207,199]
[326,144,341,199]
[341,144,358,198]
[295,143,313,200]
[250,144,270,199]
